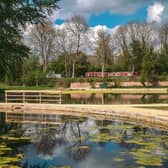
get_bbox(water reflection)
[63,94,168,104]
[1,112,168,168]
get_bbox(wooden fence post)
[39,92,42,104]
[23,92,25,103]
[5,91,7,103]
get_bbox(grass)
[62,88,168,94]
[0,83,167,94]
[0,83,52,91]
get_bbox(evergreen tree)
[0,0,59,82]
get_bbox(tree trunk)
[65,58,68,77]
[101,63,105,78]
[72,60,75,78]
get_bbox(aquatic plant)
[113,157,124,162]
[50,165,71,168]
[131,150,163,166]
[79,145,89,149]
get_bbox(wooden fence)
[5,90,62,104]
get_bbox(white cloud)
[147,2,165,23]
[48,0,168,26]
[51,0,153,21]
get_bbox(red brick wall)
[70,82,91,89]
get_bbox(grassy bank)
[62,88,168,94]
[0,83,167,94]
[0,83,51,91]
[2,88,168,94]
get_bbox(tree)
[49,52,90,77]
[94,29,114,77]
[55,25,75,77]
[49,54,66,75]
[157,24,168,75]
[0,0,59,82]
[75,52,90,77]
[27,20,57,71]
[67,15,88,78]
[115,23,154,72]
[128,23,154,72]
[22,56,45,86]
[115,26,131,71]
[130,39,145,72]
[140,48,158,86]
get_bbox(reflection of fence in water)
[5,90,62,104]
[5,112,62,125]
[4,107,168,130]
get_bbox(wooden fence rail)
[5,90,62,104]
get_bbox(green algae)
[16,153,24,159]
[0,143,12,155]
[0,153,24,167]
[0,136,31,145]
[50,166,71,168]
[135,154,162,166]
[0,144,6,148]
[1,136,30,141]
[79,145,89,149]
[88,124,134,131]
[106,124,134,130]
[113,157,124,162]
[90,133,113,142]
[0,157,20,165]
[0,138,25,167]
[0,165,20,168]
[130,147,164,166]
[0,151,4,155]
[0,147,12,152]
[49,121,168,167]
[125,139,159,148]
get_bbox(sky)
[52,0,168,29]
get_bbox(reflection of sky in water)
[21,141,133,168]
[1,112,168,168]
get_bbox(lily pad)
[113,157,124,162]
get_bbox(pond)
[62,94,168,104]
[0,112,168,168]
[1,92,167,104]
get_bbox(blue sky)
[53,0,167,28]
[88,8,147,28]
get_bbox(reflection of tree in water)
[0,113,14,135]
[141,94,159,104]
[23,118,90,163]
[61,120,90,161]
[36,126,63,157]
[0,113,25,137]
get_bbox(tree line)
[0,1,168,86]
[25,17,168,84]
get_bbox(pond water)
[1,112,168,168]
[62,94,168,104]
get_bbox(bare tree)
[159,23,168,51]
[115,23,154,72]
[67,15,88,78]
[94,28,114,77]
[28,20,57,72]
[115,25,131,70]
[55,24,75,77]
